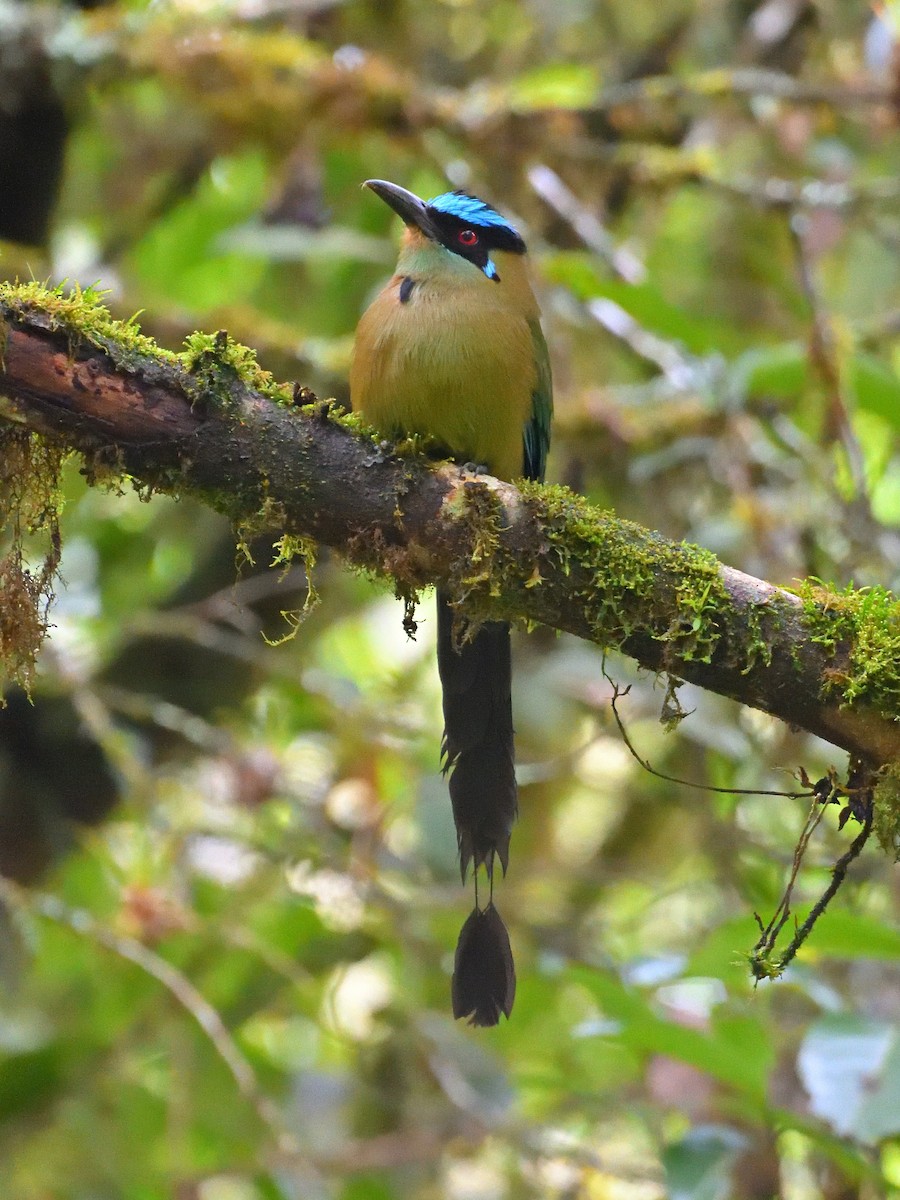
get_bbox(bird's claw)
[460,461,489,478]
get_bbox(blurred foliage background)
[1,0,900,1197]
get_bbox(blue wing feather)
[523,318,552,482]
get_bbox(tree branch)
[1,283,899,766]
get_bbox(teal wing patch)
[523,318,553,482]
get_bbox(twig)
[98,685,236,753]
[700,173,900,213]
[585,296,724,392]
[770,790,874,972]
[752,794,830,957]
[522,162,711,388]
[749,764,875,977]
[789,211,869,503]
[599,146,900,211]
[0,876,299,1156]
[527,164,646,283]
[604,670,815,800]
[587,68,890,114]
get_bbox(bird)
[350,179,552,1025]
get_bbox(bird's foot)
[460,461,490,479]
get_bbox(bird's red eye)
[458,229,478,246]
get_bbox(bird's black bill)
[364,179,440,240]
[451,902,516,1027]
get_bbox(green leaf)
[798,1016,899,1144]
[341,1176,394,1200]
[855,1032,900,1142]
[664,1126,748,1200]
[851,354,900,428]
[572,967,773,1102]
[731,343,808,400]
[543,254,747,356]
[798,910,900,960]
[128,151,269,312]
[507,64,600,111]
[0,1045,65,1120]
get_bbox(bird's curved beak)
[365,179,440,240]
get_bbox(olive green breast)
[351,267,537,481]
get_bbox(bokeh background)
[1,1,900,1197]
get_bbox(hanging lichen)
[0,425,66,694]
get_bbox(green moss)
[0,282,346,673]
[0,427,66,693]
[515,481,730,662]
[271,532,316,570]
[0,281,302,413]
[743,599,775,673]
[873,762,900,862]
[796,579,900,719]
[445,480,506,598]
[391,431,450,461]
[234,494,288,563]
[298,399,382,446]
[660,676,691,730]
[745,948,784,981]
[0,280,179,369]
[327,407,372,436]
[262,533,320,645]
[181,329,293,407]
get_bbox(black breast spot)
[399,276,416,303]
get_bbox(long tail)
[436,591,517,882]
[451,902,515,1027]
[437,590,518,1026]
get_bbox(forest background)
[1,0,900,1197]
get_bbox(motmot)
[351,180,552,1025]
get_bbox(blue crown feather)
[427,191,520,235]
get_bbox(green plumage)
[524,317,553,483]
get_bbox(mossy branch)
[2,282,900,766]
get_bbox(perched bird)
[351,180,552,1025]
